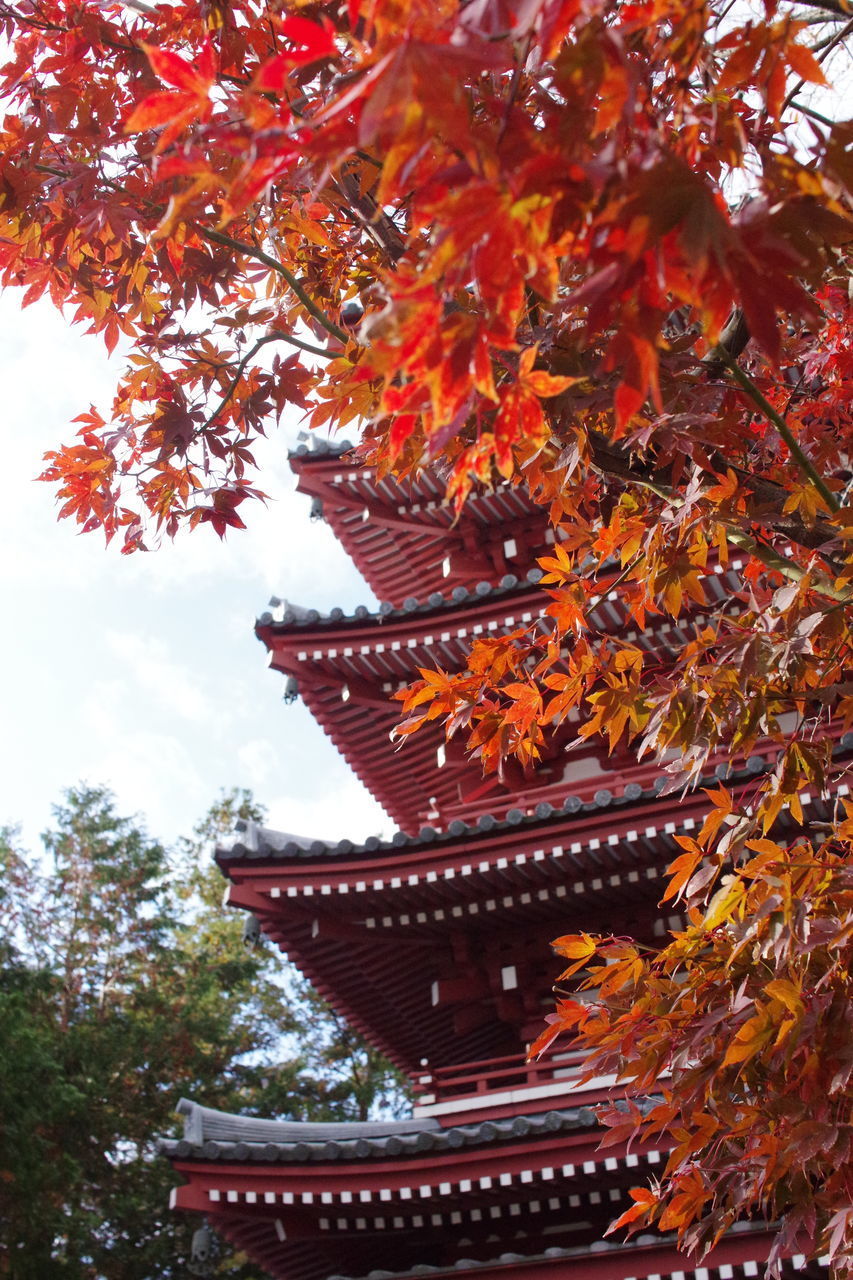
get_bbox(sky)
[0,290,389,854]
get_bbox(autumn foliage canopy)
[1,0,851,1272]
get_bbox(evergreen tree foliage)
[0,785,407,1279]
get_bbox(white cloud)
[264,772,390,845]
[82,729,210,843]
[103,631,216,726]
[235,737,279,786]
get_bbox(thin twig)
[790,0,852,17]
[811,14,853,48]
[202,330,331,430]
[267,329,336,359]
[497,32,533,147]
[787,97,836,125]
[587,446,849,601]
[714,346,839,514]
[782,16,853,113]
[197,226,349,342]
[722,526,850,602]
[601,550,647,596]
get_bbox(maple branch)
[0,1,63,30]
[202,331,331,431]
[810,15,853,44]
[579,431,848,602]
[267,330,335,360]
[722,527,851,603]
[583,429,838,556]
[714,347,840,514]
[701,308,751,375]
[783,17,853,113]
[334,171,406,265]
[196,227,349,343]
[788,98,837,126]
[498,32,534,146]
[764,680,853,703]
[600,551,647,596]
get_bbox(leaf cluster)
[530,823,853,1274]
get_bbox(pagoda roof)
[160,1098,598,1165]
[290,440,548,607]
[324,1227,818,1280]
[257,576,551,831]
[220,738,852,868]
[260,568,545,634]
[260,555,749,633]
[164,1099,804,1280]
[291,438,353,460]
[257,568,752,832]
[217,776,684,1073]
[165,1095,674,1279]
[218,746,852,1078]
[217,760,738,866]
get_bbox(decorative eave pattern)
[165,1101,662,1236]
[257,576,549,831]
[259,569,546,637]
[165,1098,675,1280]
[218,749,822,869]
[257,561,745,636]
[290,441,549,607]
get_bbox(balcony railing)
[411,1047,613,1118]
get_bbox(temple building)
[161,439,831,1280]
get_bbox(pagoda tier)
[216,750,848,1084]
[163,1101,813,1280]
[291,440,550,608]
[257,560,763,834]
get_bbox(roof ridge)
[322,1218,771,1280]
[159,1100,604,1164]
[259,572,544,631]
[215,739,853,866]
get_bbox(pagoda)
[162,439,833,1280]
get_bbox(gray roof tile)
[158,1100,598,1165]
[290,438,354,460]
[257,574,544,632]
[323,1220,788,1280]
[215,743,853,869]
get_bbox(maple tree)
[0,0,852,1273]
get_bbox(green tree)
[0,786,406,1279]
[174,789,409,1126]
[0,941,83,1275]
[283,982,408,1124]
[0,786,260,1279]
